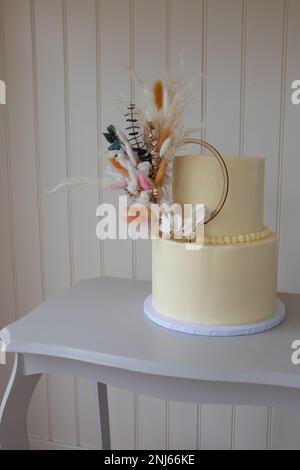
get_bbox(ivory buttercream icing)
[152,156,278,326]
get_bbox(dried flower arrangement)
[101,75,199,209]
[47,67,229,240]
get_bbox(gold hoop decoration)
[183,138,229,224]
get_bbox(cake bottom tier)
[152,235,277,326]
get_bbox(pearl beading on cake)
[204,227,271,245]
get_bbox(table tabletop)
[1,277,300,388]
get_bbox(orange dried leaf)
[154,159,168,187]
[109,157,128,177]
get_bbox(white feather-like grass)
[126,160,138,185]
[117,129,137,166]
[160,137,172,158]
[45,177,103,194]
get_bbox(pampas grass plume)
[153,80,163,111]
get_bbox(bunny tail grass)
[153,80,164,111]
[45,177,103,194]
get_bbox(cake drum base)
[144,295,286,337]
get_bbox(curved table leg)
[0,354,41,450]
[96,383,111,450]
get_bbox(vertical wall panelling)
[137,395,167,450]
[3,0,49,442]
[272,0,300,448]
[99,0,135,450]
[271,409,300,450]
[27,376,50,441]
[99,0,133,280]
[200,405,232,450]
[0,1,15,327]
[243,0,285,231]
[107,386,135,450]
[234,406,269,450]
[205,0,244,154]
[0,0,16,402]
[65,0,100,449]
[168,401,198,450]
[65,2,100,285]
[168,0,203,450]
[239,0,247,156]
[201,0,207,144]
[2,0,43,317]
[133,0,167,449]
[278,0,300,293]
[170,0,204,129]
[33,0,77,445]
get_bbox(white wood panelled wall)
[0,0,300,450]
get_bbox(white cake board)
[144,295,286,337]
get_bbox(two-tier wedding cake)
[151,155,278,327]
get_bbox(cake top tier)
[173,156,265,238]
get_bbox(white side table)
[0,277,299,450]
